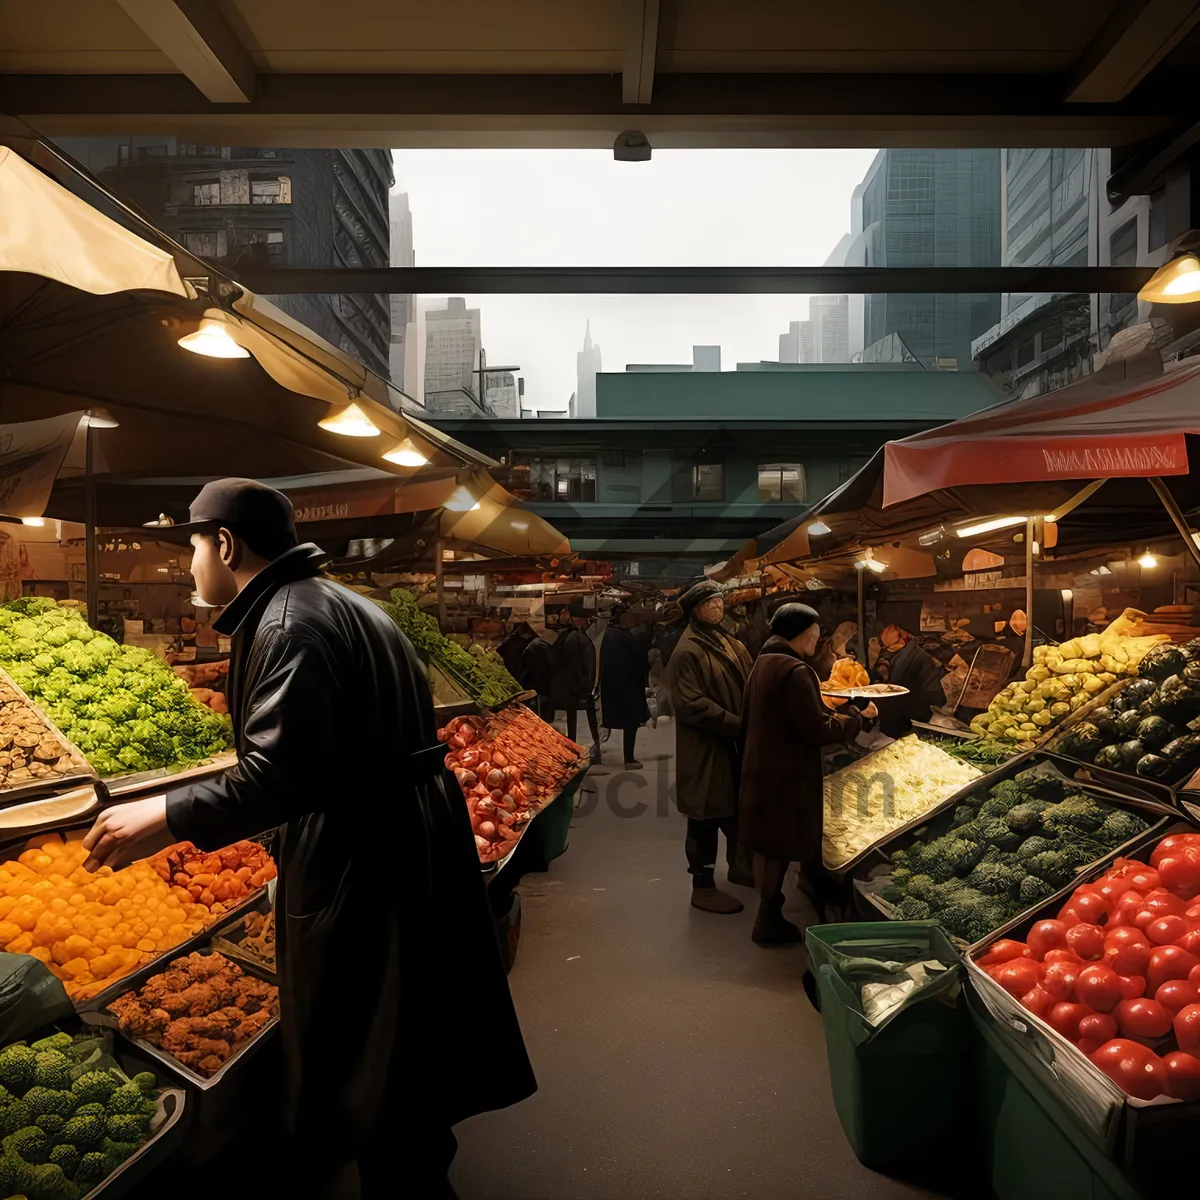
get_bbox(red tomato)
[1044,948,1081,965]
[1078,1012,1119,1043]
[1174,1003,1200,1054]
[1108,941,1152,977]
[1028,919,1070,962]
[1042,961,1080,1002]
[977,939,1031,967]
[1147,945,1200,994]
[1076,965,1123,1013]
[993,958,1044,999]
[1157,849,1200,900]
[1112,891,1147,928]
[1162,1051,1200,1101]
[1048,1002,1092,1040]
[1190,964,1200,988]
[1177,929,1200,956]
[1147,914,1190,945]
[1066,923,1106,962]
[1057,905,1083,930]
[1114,997,1173,1039]
[1117,974,1147,1000]
[1020,985,1055,1020]
[1144,889,1187,918]
[1151,834,1200,870]
[1155,979,1200,1016]
[1105,924,1149,951]
[1091,1039,1169,1100]
[1127,868,1162,894]
[1069,889,1111,925]
[1187,903,1200,923]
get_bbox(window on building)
[193,181,220,207]
[181,230,228,259]
[514,456,597,502]
[757,464,807,503]
[251,177,291,204]
[692,463,725,502]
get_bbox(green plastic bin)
[806,921,973,1177]
[967,983,1149,1200]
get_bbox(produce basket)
[848,755,1176,950]
[966,818,1200,1187]
[0,665,95,810]
[92,946,279,1091]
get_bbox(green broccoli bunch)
[1042,794,1108,835]
[966,860,1023,898]
[1025,849,1075,887]
[1019,874,1056,905]
[1004,798,1053,836]
[1012,768,1067,801]
[1095,808,1149,848]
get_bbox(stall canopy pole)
[856,566,866,665]
[85,425,98,630]
[1023,516,1034,670]
[435,538,446,630]
[1148,477,1200,571]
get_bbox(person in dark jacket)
[740,603,874,944]
[82,479,535,1198]
[874,623,946,736]
[517,630,556,719]
[551,610,601,758]
[667,580,756,914]
[599,603,650,767]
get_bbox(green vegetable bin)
[806,921,973,1177]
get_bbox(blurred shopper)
[874,623,946,736]
[552,607,601,759]
[811,620,859,679]
[517,628,556,719]
[667,581,755,913]
[599,603,651,767]
[81,478,534,1198]
[740,603,874,942]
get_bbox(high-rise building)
[972,148,1178,398]
[388,191,419,399]
[58,137,396,381]
[810,295,850,363]
[692,345,721,372]
[576,322,602,418]
[856,149,1002,369]
[423,297,482,415]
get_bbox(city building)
[423,297,483,415]
[388,190,420,399]
[625,346,728,372]
[575,322,602,418]
[56,137,395,380]
[779,299,849,364]
[692,346,721,372]
[848,149,1003,369]
[484,368,522,419]
[971,148,1182,398]
[430,363,1004,579]
[779,320,815,364]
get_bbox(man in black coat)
[599,604,651,768]
[550,609,601,758]
[83,479,535,1198]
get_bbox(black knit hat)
[770,602,820,639]
[678,580,722,620]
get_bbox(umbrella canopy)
[0,130,492,522]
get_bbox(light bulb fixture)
[20,516,45,527]
[510,519,530,531]
[318,402,380,438]
[1031,541,1041,555]
[807,520,832,536]
[84,407,120,429]
[1061,589,1073,602]
[1137,550,1159,569]
[381,436,429,467]
[854,559,867,571]
[866,556,887,574]
[955,515,1026,538]
[444,485,482,513]
[918,525,946,546]
[178,317,250,358]
[1138,253,1200,304]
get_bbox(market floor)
[451,719,942,1200]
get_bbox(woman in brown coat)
[740,603,875,945]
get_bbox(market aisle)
[452,719,941,1200]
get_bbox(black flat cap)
[172,477,297,543]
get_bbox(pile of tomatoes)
[976,830,1200,1102]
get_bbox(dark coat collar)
[213,542,328,636]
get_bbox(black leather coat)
[165,545,535,1145]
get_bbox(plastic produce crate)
[967,817,1200,1191]
[806,921,973,1179]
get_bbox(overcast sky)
[390,148,879,409]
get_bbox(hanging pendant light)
[381,436,430,467]
[20,517,45,527]
[1138,253,1200,304]
[1137,549,1159,569]
[178,317,250,358]
[444,485,482,513]
[318,403,381,437]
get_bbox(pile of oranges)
[0,829,275,1001]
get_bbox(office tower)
[810,295,850,363]
[388,191,420,398]
[778,319,815,364]
[423,297,482,414]
[576,321,602,418]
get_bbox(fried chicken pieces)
[108,950,279,1076]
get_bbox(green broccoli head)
[895,898,933,921]
[34,1113,65,1139]
[103,1113,147,1143]
[1016,835,1059,862]
[101,1137,139,1173]
[74,1149,109,1187]
[59,1112,105,1150]
[32,1051,72,1092]
[48,1142,80,1178]
[131,1072,156,1095]
[29,1034,73,1057]
[23,1087,76,1119]
[104,1082,147,1117]
[3,1124,51,1163]
[966,861,1022,897]
[1019,874,1056,905]
[1026,849,1074,887]
[1041,795,1107,834]
[1097,809,1150,847]
[70,1072,117,1105]
[1005,801,1051,835]
[905,873,938,902]
[0,1100,32,1137]
[0,1044,38,1093]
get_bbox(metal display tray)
[209,896,276,982]
[480,761,590,878]
[106,749,237,798]
[848,754,1178,951]
[90,942,280,1092]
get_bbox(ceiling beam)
[112,0,256,103]
[2,70,1183,148]
[622,0,661,105]
[225,265,1157,296]
[1065,0,1200,103]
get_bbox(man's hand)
[82,796,173,873]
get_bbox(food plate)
[820,683,911,699]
